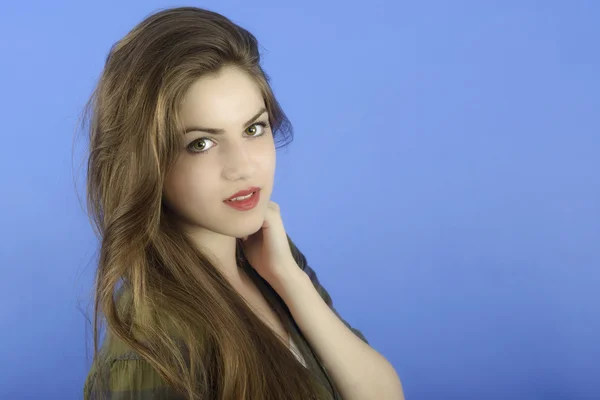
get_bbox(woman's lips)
[223,189,260,211]
[224,186,261,201]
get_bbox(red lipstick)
[223,187,260,211]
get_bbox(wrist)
[269,260,310,297]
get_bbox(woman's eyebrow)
[184,107,267,135]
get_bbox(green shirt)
[84,237,369,399]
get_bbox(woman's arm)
[274,239,405,400]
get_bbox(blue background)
[1,1,598,399]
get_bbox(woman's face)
[163,65,276,241]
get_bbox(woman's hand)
[240,200,298,284]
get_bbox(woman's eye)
[188,138,215,153]
[187,121,269,155]
[246,121,268,136]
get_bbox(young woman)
[82,6,404,400]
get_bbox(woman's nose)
[222,143,255,177]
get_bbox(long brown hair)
[81,6,331,399]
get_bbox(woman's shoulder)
[84,330,185,400]
[83,287,186,399]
